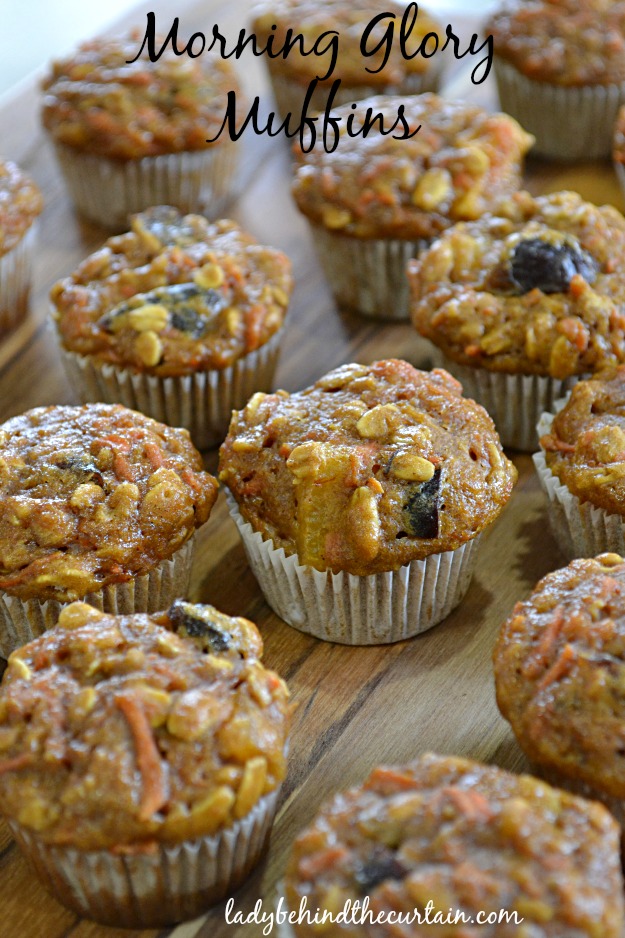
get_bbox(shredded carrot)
[541,434,576,454]
[445,787,493,822]
[537,643,576,692]
[298,846,350,880]
[116,695,168,821]
[368,767,418,791]
[524,607,564,678]
[143,441,165,470]
[0,753,33,775]
[113,451,135,482]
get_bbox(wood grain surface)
[1,2,623,936]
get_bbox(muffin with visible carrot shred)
[0,600,291,927]
[494,552,625,827]
[534,366,625,558]
[41,33,240,229]
[0,402,218,655]
[220,359,516,643]
[284,752,624,937]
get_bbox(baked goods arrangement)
[5,0,625,933]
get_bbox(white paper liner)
[494,58,625,161]
[615,161,625,205]
[226,491,481,645]
[267,67,442,122]
[0,223,37,331]
[8,786,279,929]
[429,350,579,452]
[0,535,195,658]
[531,764,625,829]
[309,224,431,321]
[52,141,238,230]
[533,408,625,560]
[58,327,283,450]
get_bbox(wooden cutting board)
[1,1,622,936]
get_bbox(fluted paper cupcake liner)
[429,350,579,452]
[226,491,480,645]
[58,327,283,450]
[0,535,195,658]
[309,224,431,320]
[494,58,625,161]
[8,787,279,929]
[615,162,625,206]
[0,223,37,332]
[533,408,625,559]
[267,67,442,122]
[51,141,238,230]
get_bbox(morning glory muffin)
[0,403,218,655]
[534,366,625,558]
[219,359,516,643]
[251,0,444,119]
[51,206,293,448]
[487,0,625,160]
[284,753,624,938]
[292,93,533,320]
[494,552,625,830]
[0,158,43,331]
[0,599,290,927]
[41,33,240,228]
[409,189,625,450]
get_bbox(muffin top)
[0,403,217,602]
[252,0,442,87]
[41,33,239,160]
[0,159,43,257]
[409,190,625,380]
[541,367,625,516]
[285,752,623,938]
[494,552,625,802]
[51,207,292,376]
[487,0,625,87]
[292,94,534,240]
[219,359,516,576]
[0,600,290,848]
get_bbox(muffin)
[219,359,516,644]
[252,0,444,120]
[0,159,43,332]
[41,34,240,229]
[534,366,625,558]
[284,753,624,938]
[0,403,218,656]
[487,0,625,160]
[292,93,533,320]
[51,206,293,449]
[0,599,290,927]
[613,103,625,200]
[409,189,625,451]
[494,552,625,828]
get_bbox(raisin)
[354,847,408,894]
[168,600,230,653]
[510,238,598,294]
[100,283,227,335]
[403,468,441,538]
[54,454,104,486]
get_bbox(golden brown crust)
[0,403,217,602]
[285,752,624,938]
[0,160,43,256]
[494,553,625,802]
[219,360,516,575]
[50,208,292,376]
[409,190,625,379]
[252,0,442,87]
[541,367,625,515]
[0,601,290,849]
[41,34,239,160]
[488,0,625,87]
[292,94,533,240]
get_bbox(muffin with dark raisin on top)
[409,190,625,450]
[219,359,516,644]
